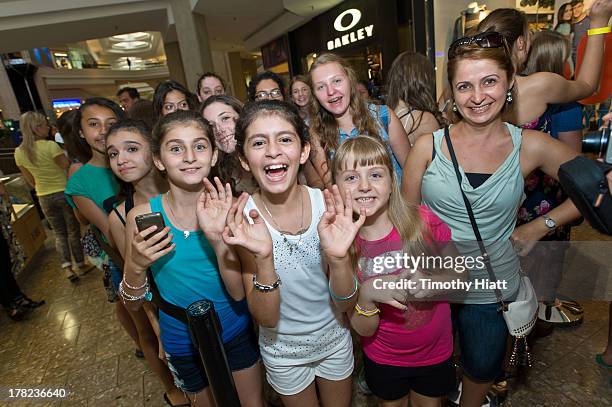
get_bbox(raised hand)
[130,226,175,273]
[197,177,233,241]
[589,0,612,23]
[222,193,273,259]
[359,270,412,310]
[318,185,366,261]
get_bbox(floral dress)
[518,102,583,241]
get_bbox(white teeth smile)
[264,164,288,171]
[470,104,491,113]
[357,197,374,203]
[329,97,341,103]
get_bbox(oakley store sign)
[326,8,374,51]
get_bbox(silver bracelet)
[122,276,148,291]
[252,273,281,292]
[119,280,150,302]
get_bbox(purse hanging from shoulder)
[442,126,537,367]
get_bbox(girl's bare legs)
[460,376,492,407]
[115,300,139,348]
[316,376,352,407]
[279,382,319,407]
[409,391,443,407]
[187,364,264,407]
[126,306,187,405]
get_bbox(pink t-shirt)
[355,205,453,367]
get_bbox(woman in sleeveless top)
[386,52,444,147]
[402,31,580,407]
[307,53,410,188]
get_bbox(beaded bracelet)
[328,274,358,301]
[588,26,611,36]
[119,280,151,302]
[354,303,380,317]
[252,273,281,292]
[122,276,148,291]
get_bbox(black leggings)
[0,232,23,308]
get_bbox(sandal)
[595,353,612,368]
[163,392,190,407]
[17,296,45,309]
[6,304,29,321]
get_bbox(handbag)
[558,155,612,235]
[443,126,538,367]
[81,227,102,258]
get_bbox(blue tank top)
[335,103,403,180]
[149,194,250,356]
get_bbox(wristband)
[252,273,281,292]
[354,303,380,317]
[588,27,611,36]
[328,274,358,301]
[122,276,148,291]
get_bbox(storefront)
[289,0,410,98]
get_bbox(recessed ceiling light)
[110,32,150,42]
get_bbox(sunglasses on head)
[448,31,507,59]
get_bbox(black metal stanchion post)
[186,300,241,407]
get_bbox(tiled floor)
[0,223,611,406]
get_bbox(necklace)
[166,193,192,239]
[260,187,305,255]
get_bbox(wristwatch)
[543,215,557,230]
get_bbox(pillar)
[170,0,214,91]
[164,41,187,87]
[0,65,21,119]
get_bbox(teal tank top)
[421,123,525,304]
[149,194,250,356]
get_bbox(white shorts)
[264,340,355,396]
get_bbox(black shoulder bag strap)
[443,126,507,311]
[146,268,189,325]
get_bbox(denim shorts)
[165,327,260,393]
[452,303,508,382]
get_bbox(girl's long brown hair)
[309,53,382,152]
[332,136,428,270]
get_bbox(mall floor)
[1,224,611,407]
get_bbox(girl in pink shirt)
[331,136,456,407]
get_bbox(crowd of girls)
[50,3,611,406]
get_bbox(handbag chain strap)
[443,126,507,311]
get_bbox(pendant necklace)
[166,193,192,239]
[260,187,305,255]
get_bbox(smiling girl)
[223,100,356,406]
[122,110,262,407]
[308,53,410,188]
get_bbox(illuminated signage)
[327,8,374,51]
[52,99,81,109]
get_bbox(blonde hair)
[19,111,48,163]
[332,136,428,268]
[309,53,381,151]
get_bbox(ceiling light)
[112,41,149,50]
[110,32,150,42]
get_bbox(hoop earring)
[506,90,513,104]
[452,102,458,113]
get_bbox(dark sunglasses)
[448,32,507,59]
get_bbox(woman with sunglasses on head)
[248,71,286,102]
[153,80,198,118]
[475,1,611,126]
[402,31,582,407]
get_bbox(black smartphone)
[135,212,166,240]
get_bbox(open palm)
[222,193,273,258]
[197,177,233,240]
[318,185,366,260]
